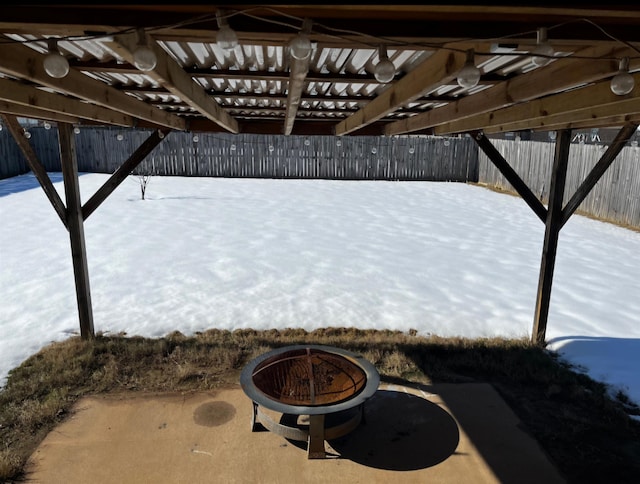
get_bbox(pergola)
[1,4,638,344]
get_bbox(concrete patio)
[25,382,566,483]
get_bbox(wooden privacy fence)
[1,127,639,229]
[478,139,640,228]
[0,128,477,182]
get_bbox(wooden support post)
[560,122,638,228]
[471,130,547,223]
[307,414,326,459]
[83,128,170,220]
[58,123,95,339]
[532,129,572,345]
[1,114,67,226]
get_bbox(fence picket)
[2,128,638,228]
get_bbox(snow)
[2,172,639,410]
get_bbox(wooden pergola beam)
[74,61,387,84]
[0,77,135,127]
[107,32,239,133]
[284,54,310,135]
[123,85,459,104]
[432,74,640,136]
[384,45,636,136]
[479,99,640,135]
[0,39,186,130]
[0,100,79,125]
[334,49,467,136]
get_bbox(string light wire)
[1,8,637,62]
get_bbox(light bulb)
[44,52,69,78]
[408,146,415,154]
[611,72,634,95]
[457,49,481,89]
[610,58,635,96]
[531,28,554,67]
[116,133,124,141]
[532,43,554,67]
[336,139,342,147]
[216,10,239,51]
[157,130,164,139]
[217,24,238,50]
[457,63,481,89]
[43,122,51,130]
[268,145,274,152]
[43,39,70,78]
[374,58,395,83]
[193,135,199,143]
[73,126,80,134]
[133,45,157,71]
[289,33,312,60]
[24,130,31,139]
[374,45,395,83]
[371,147,377,154]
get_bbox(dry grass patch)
[1,328,639,483]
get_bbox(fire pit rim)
[240,344,380,416]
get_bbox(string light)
[374,45,396,83]
[73,126,81,134]
[610,57,635,96]
[116,133,124,141]
[2,7,638,139]
[531,27,554,67]
[132,28,157,71]
[43,39,70,78]
[289,18,313,61]
[457,49,481,89]
[216,10,239,50]
[1,10,635,77]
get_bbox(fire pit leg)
[250,402,262,431]
[307,414,326,459]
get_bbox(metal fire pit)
[240,345,380,458]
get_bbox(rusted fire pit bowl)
[240,344,379,415]
[240,344,380,458]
